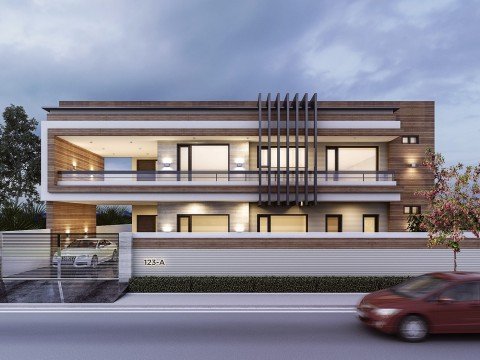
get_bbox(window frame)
[325,214,343,232]
[177,214,230,232]
[177,144,231,172]
[363,214,379,232]
[257,145,306,169]
[325,146,379,172]
[402,135,420,144]
[404,205,422,215]
[256,214,309,232]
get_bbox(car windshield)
[67,240,98,248]
[393,275,449,298]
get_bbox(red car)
[357,272,480,342]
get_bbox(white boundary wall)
[123,232,480,278]
[0,229,51,277]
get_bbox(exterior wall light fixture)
[409,162,418,168]
[162,158,172,168]
[235,158,245,168]
[234,224,245,232]
[162,225,173,232]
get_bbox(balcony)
[57,170,396,186]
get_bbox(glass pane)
[412,206,419,214]
[410,136,418,144]
[363,216,377,233]
[270,215,307,232]
[191,215,229,232]
[261,147,305,168]
[404,207,410,214]
[179,217,189,232]
[326,216,340,232]
[191,146,229,171]
[327,149,336,171]
[258,217,268,232]
[402,137,409,144]
[338,148,377,171]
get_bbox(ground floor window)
[257,214,308,232]
[363,214,379,232]
[177,214,230,232]
[137,215,157,232]
[325,215,342,232]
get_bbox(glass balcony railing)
[57,170,396,184]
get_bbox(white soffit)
[60,135,398,157]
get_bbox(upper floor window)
[402,136,419,144]
[326,147,378,172]
[404,206,421,214]
[258,146,305,168]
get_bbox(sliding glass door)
[326,147,378,181]
[178,144,229,181]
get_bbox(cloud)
[0,0,479,165]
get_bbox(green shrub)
[128,276,410,293]
[96,205,131,226]
[0,202,46,231]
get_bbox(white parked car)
[52,238,118,268]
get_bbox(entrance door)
[137,215,157,232]
[137,160,156,181]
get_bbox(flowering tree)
[416,149,480,271]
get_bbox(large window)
[258,146,305,168]
[178,145,229,171]
[257,214,308,232]
[177,214,230,232]
[326,147,378,171]
[178,144,229,181]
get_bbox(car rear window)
[393,275,449,298]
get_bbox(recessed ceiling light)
[102,147,105,150]
[89,141,93,144]
[130,141,133,144]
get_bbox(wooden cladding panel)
[46,201,97,234]
[48,136,104,190]
[132,237,480,250]
[387,102,434,231]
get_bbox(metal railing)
[57,170,395,183]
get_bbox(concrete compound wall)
[118,232,480,280]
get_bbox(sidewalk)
[0,293,364,312]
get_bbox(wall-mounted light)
[72,161,77,170]
[234,224,245,232]
[409,162,419,168]
[235,158,245,169]
[162,225,173,232]
[84,226,89,238]
[162,158,172,169]
[65,229,71,242]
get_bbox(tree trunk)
[453,250,457,272]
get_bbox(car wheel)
[111,250,118,262]
[398,315,428,342]
[91,255,98,269]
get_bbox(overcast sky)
[1,0,479,165]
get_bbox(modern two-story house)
[40,94,434,237]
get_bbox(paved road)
[0,312,479,360]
